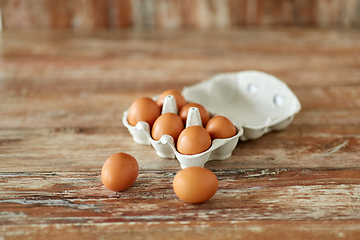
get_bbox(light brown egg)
[101,152,139,192]
[179,103,210,126]
[151,113,184,142]
[205,115,237,140]
[128,97,161,127]
[173,166,218,203]
[157,89,187,111]
[177,126,212,155]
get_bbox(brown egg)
[206,115,237,140]
[151,113,184,142]
[157,89,187,111]
[177,126,212,155]
[128,97,161,127]
[173,166,218,203]
[179,103,210,126]
[101,152,139,192]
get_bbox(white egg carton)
[123,70,301,168]
[123,95,243,169]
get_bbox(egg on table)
[101,152,139,192]
[173,166,218,203]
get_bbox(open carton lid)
[182,70,301,141]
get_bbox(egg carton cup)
[182,70,301,141]
[122,95,243,169]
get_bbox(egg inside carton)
[123,94,243,169]
[123,70,301,169]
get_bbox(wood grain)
[1,29,359,130]
[1,28,360,239]
[1,0,360,30]
[1,221,360,240]
[0,125,359,172]
[1,169,360,239]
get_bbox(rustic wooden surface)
[1,0,360,30]
[1,28,360,239]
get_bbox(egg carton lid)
[182,70,301,140]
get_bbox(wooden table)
[1,28,360,239]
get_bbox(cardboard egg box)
[123,70,301,168]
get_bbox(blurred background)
[1,0,360,31]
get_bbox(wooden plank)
[2,28,360,57]
[0,0,50,29]
[0,29,359,86]
[0,29,359,128]
[109,0,133,28]
[1,78,360,127]
[0,0,110,30]
[70,0,110,30]
[1,169,360,221]
[1,169,360,239]
[1,0,360,29]
[0,125,359,172]
[179,0,231,29]
[1,74,360,127]
[1,220,360,240]
[154,0,182,29]
[1,57,359,88]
